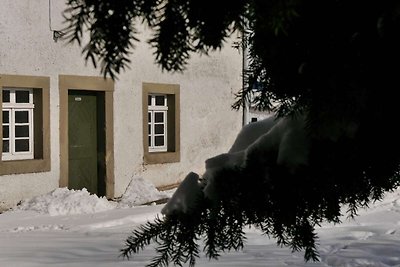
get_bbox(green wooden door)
[68,91,99,194]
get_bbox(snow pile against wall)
[11,176,174,216]
[117,176,171,208]
[14,188,117,216]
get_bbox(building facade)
[0,0,242,211]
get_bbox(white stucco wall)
[0,0,242,211]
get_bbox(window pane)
[16,90,30,103]
[155,136,164,146]
[155,95,165,106]
[148,95,152,106]
[3,140,9,153]
[2,90,10,103]
[155,124,164,134]
[155,112,164,123]
[148,124,151,134]
[15,111,29,123]
[148,136,152,147]
[3,126,9,138]
[2,111,9,123]
[15,139,30,152]
[148,112,151,123]
[15,125,30,137]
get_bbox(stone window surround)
[142,82,180,164]
[0,74,50,175]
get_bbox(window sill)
[0,158,50,175]
[144,151,180,164]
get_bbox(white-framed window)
[2,88,34,161]
[148,94,168,152]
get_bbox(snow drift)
[13,176,172,216]
[162,115,308,215]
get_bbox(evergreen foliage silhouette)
[65,0,400,265]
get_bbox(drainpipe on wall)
[242,24,250,127]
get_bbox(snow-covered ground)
[1,177,400,267]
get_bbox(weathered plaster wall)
[0,0,242,210]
